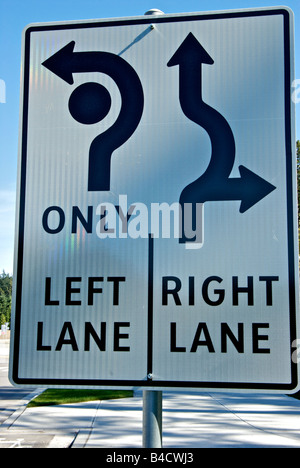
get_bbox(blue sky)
[0,0,299,274]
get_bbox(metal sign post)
[142,10,164,449]
[143,390,163,448]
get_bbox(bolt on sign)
[10,7,300,392]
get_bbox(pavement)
[2,389,300,448]
[2,338,300,448]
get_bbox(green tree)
[297,140,300,228]
[0,313,6,327]
[0,271,12,326]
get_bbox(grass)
[27,389,133,407]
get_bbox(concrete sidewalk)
[2,390,300,448]
[3,342,300,448]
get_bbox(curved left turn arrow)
[42,41,144,191]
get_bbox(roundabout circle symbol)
[68,82,112,125]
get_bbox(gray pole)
[144,8,165,16]
[143,390,163,448]
[142,9,164,450]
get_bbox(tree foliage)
[297,140,300,228]
[0,271,12,326]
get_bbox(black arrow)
[180,164,276,214]
[42,41,144,191]
[168,33,236,182]
[168,33,276,242]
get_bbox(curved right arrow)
[167,33,276,243]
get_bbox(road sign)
[10,7,299,392]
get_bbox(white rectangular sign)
[10,7,299,392]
